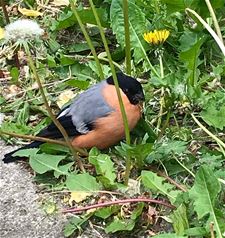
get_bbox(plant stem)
[0,130,88,156]
[156,53,165,133]
[62,197,175,213]
[69,0,104,80]
[23,42,85,172]
[186,8,225,56]
[210,222,215,238]
[204,0,224,45]
[174,156,195,178]
[191,113,225,150]
[122,0,131,75]
[89,0,131,185]
[0,0,10,24]
[159,54,164,78]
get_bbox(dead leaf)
[57,90,75,109]
[146,206,158,224]
[18,6,43,17]
[0,27,5,39]
[52,0,69,6]
[126,179,141,196]
[69,191,92,205]
[3,85,21,99]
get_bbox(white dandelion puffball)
[5,19,44,41]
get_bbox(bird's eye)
[124,88,129,92]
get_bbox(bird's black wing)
[37,80,113,139]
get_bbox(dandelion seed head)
[5,19,44,41]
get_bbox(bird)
[3,72,145,163]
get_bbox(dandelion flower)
[4,19,44,41]
[143,29,170,45]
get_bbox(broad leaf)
[66,173,101,192]
[184,227,208,237]
[200,91,225,130]
[141,171,181,203]
[110,0,150,64]
[105,219,135,233]
[189,165,222,237]
[153,234,187,238]
[171,204,189,235]
[13,148,39,157]
[89,148,116,188]
[54,162,74,178]
[95,206,120,219]
[201,106,225,130]
[63,214,92,237]
[53,8,108,30]
[179,31,205,86]
[29,154,67,174]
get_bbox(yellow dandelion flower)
[143,29,170,45]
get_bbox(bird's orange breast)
[71,84,142,149]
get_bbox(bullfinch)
[3,72,145,163]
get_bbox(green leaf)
[95,206,120,219]
[201,101,225,130]
[189,165,222,237]
[60,54,76,66]
[10,67,19,83]
[0,96,6,105]
[66,173,101,192]
[17,102,30,125]
[54,162,74,178]
[47,54,57,68]
[66,79,90,90]
[29,154,67,174]
[110,0,149,63]
[184,227,208,237]
[160,0,187,13]
[141,171,181,203]
[54,8,108,31]
[179,31,205,86]
[130,203,144,220]
[68,42,100,53]
[153,234,187,238]
[40,143,70,154]
[89,149,116,188]
[105,219,135,233]
[63,215,91,237]
[200,90,225,130]
[171,204,189,235]
[0,121,32,136]
[13,148,39,157]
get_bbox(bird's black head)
[106,72,145,105]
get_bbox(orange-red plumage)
[72,85,142,149]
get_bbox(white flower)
[4,19,44,41]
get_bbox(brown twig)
[0,130,88,156]
[0,0,10,24]
[149,166,187,192]
[62,198,175,214]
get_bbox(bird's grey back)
[57,80,114,134]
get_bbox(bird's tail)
[3,141,43,163]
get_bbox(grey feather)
[57,81,114,134]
